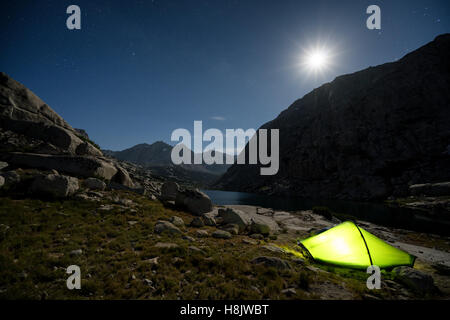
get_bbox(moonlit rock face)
[216,34,450,201]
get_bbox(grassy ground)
[0,191,439,300]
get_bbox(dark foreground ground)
[0,190,449,300]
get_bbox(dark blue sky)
[1,0,449,151]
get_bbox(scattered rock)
[250,285,261,294]
[0,161,8,171]
[221,224,239,235]
[196,230,209,237]
[0,176,4,188]
[87,191,103,198]
[182,235,195,242]
[98,204,114,211]
[393,266,436,295]
[242,238,258,245]
[154,221,182,234]
[128,221,138,226]
[175,188,212,215]
[250,221,270,236]
[250,233,264,240]
[170,216,185,228]
[190,217,205,228]
[202,212,217,226]
[83,177,106,191]
[251,256,291,270]
[143,278,154,288]
[262,245,284,253]
[154,242,179,249]
[172,257,184,264]
[70,249,83,256]
[212,230,232,239]
[143,257,159,265]
[189,246,204,253]
[31,174,79,198]
[281,288,296,296]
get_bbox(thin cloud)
[211,116,226,121]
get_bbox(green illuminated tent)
[299,221,415,269]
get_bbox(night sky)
[1,0,449,151]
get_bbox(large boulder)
[190,217,205,228]
[250,221,270,236]
[160,181,179,201]
[175,188,212,215]
[169,216,185,228]
[218,208,251,232]
[0,72,101,157]
[218,207,280,234]
[154,220,182,234]
[111,165,134,188]
[212,230,232,239]
[393,266,436,295]
[83,177,106,191]
[31,174,79,198]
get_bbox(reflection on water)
[202,189,450,236]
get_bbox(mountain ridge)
[103,141,233,187]
[216,33,450,200]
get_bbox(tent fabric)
[300,221,415,269]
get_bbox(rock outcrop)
[0,72,101,157]
[31,174,79,198]
[216,34,450,200]
[393,266,436,295]
[218,207,280,234]
[175,188,212,215]
[1,153,117,180]
[83,177,106,191]
[0,72,134,189]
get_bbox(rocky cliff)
[216,34,450,200]
[0,72,134,188]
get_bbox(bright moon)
[305,49,329,71]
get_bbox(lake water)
[202,189,450,236]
